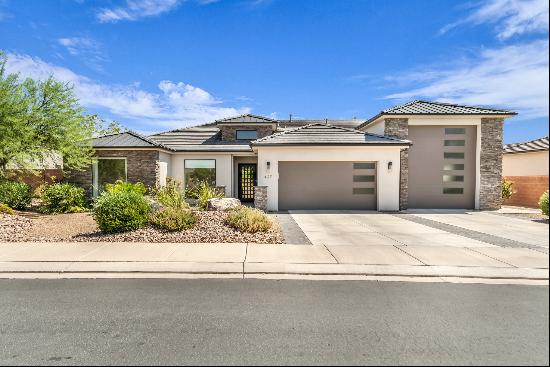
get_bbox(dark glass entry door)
[238,164,257,202]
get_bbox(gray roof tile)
[215,113,276,124]
[359,100,517,128]
[92,131,172,150]
[251,124,410,146]
[503,136,549,154]
[148,128,252,152]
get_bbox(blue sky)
[1,0,548,143]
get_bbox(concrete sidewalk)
[0,242,548,284]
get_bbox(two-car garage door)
[278,161,377,210]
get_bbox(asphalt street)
[0,279,548,365]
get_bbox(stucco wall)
[170,153,233,197]
[256,146,403,211]
[503,151,549,176]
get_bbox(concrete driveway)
[289,210,549,268]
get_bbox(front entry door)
[238,164,257,202]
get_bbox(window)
[445,128,466,134]
[236,130,258,140]
[92,157,127,197]
[443,163,464,171]
[353,162,376,170]
[184,159,216,190]
[443,188,464,194]
[444,140,465,146]
[353,175,375,182]
[444,152,465,159]
[443,175,464,182]
[353,188,375,195]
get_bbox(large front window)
[92,157,127,196]
[184,159,216,189]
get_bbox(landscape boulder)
[206,198,241,211]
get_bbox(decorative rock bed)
[0,211,284,244]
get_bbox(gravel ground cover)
[495,212,549,224]
[0,211,284,244]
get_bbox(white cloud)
[57,37,107,71]
[4,52,250,130]
[96,0,181,23]
[385,40,549,119]
[441,0,549,40]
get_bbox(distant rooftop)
[503,136,549,154]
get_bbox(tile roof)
[359,100,517,128]
[277,119,363,130]
[91,131,173,150]
[251,123,410,146]
[503,136,549,154]
[148,127,252,152]
[215,113,276,124]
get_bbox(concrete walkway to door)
[289,210,549,269]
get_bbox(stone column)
[254,186,268,211]
[480,118,504,210]
[384,118,409,210]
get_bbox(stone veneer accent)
[254,186,268,211]
[480,118,504,210]
[221,125,274,142]
[66,149,160,196]
[384,118,409,210]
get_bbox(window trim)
[184,159,217,189]
[235,129,258,141]
[92,157,127,197]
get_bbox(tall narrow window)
[92,157,127,197]
[184,159,216,190]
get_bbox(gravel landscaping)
[0,211,284,244]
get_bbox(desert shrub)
[93,191,151,233]
[104,180,147,196]
[39,182,86,213]
[0,180,32,209]
[226,206,272,233]
[193,182,223,210]
[150,207,197,231]
[539,191,549,216]
[154,178,188,209]
[0,203,14,215]
[502,178,514,200]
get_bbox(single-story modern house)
[67,100,517,212]
[503,136,549,208]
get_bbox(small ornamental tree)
[0,52,95,177]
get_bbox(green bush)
[194,182,223,210]
[154,178,188,209]
[150,207,197,231]
[0,203,14,215]
[93,191,151,233]
[502,178,514,200]
[40,183,86,214]
[0,180,31,209]
[539,191,549,216]
[105,180,147,196]
[226,206,272,233]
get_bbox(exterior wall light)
[266,161,271,170]
[387,161,393,171]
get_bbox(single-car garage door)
[408,125,477,209]
[278,161,377,210]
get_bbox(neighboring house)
[502,137,549,208]
[67,100,516,212]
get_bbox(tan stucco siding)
[503,150,549,176]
